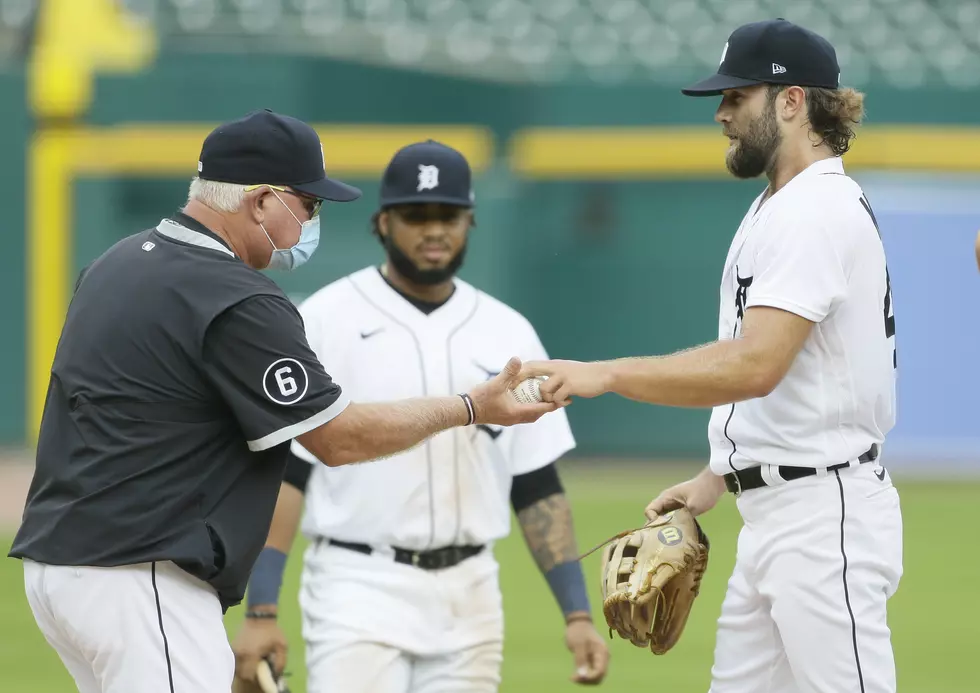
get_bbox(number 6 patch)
[262,358,309,405]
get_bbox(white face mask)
[260,190,321,271]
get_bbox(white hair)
[187,177,247,213]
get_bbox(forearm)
[299,397,469,467]
[696,464,728,496]
[603,339,772,408]
[247,483,305,614]
[517,493,591,620]
[265,483,304,554]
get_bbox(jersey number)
[860,195,897,368]
[274,366,298,397]
[262,358,309,405]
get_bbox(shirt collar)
[170,211,235,253]
[765,156,846,205]
[375,266,454,315]
[154,213,236,257]
[801,156,845,177]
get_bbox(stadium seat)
[4,0,980,88]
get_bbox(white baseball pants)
[23,559,234,693]
[299,542,504,693]
[709,462,904,693]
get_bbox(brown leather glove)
[597,507,709,655]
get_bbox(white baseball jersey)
[291,266,575,550]
[708,157,897,474]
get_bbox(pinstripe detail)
[834,471,867,693]
[151,563,176,693]
[445,293,481,545]
[347,276,434,546]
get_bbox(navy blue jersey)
[9,213,347,610]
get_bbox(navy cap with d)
[379,140,474,208]
[197,109,361,202]
[683,19,840,97]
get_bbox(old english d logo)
[735,267,753,321]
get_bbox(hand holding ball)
[511,376,547,404]
[465,358,558,426]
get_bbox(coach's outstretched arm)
[212,292,558,471]
[520,306,812,408]
[204,297,559,469]
[298,357,557,467]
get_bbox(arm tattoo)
[516,493,580,573]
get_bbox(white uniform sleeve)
[745,208,850,323]
[508,326,576,476]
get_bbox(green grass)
[1,466,977,692]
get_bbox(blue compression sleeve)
[247,547,287,608]
[545,561,591,617]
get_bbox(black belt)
[319,538,485,571]
[724,444,879,496]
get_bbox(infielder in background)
[9,111,558,693]
[521,19,903,693]
[232,140,609,691]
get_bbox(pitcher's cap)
[682,19,840,97]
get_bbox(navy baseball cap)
[682,19,840,97]
[197,109,361,202]
[379,140,474,208]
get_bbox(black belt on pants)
[724,444,879,496]
[319,538,485,570]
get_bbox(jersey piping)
[346,275,436,547]
[724,316,740,473]
[247,398,350,451]
[446,293,481,546]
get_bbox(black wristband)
[246,547,287,609]
[459,393,476,425]
[545,561,591,617]
[244,610,277,620]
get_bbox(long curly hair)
[768,84,866,156]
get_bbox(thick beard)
[383,234,467,286]
[726,103,782,179]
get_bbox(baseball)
[511,376,547,404]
